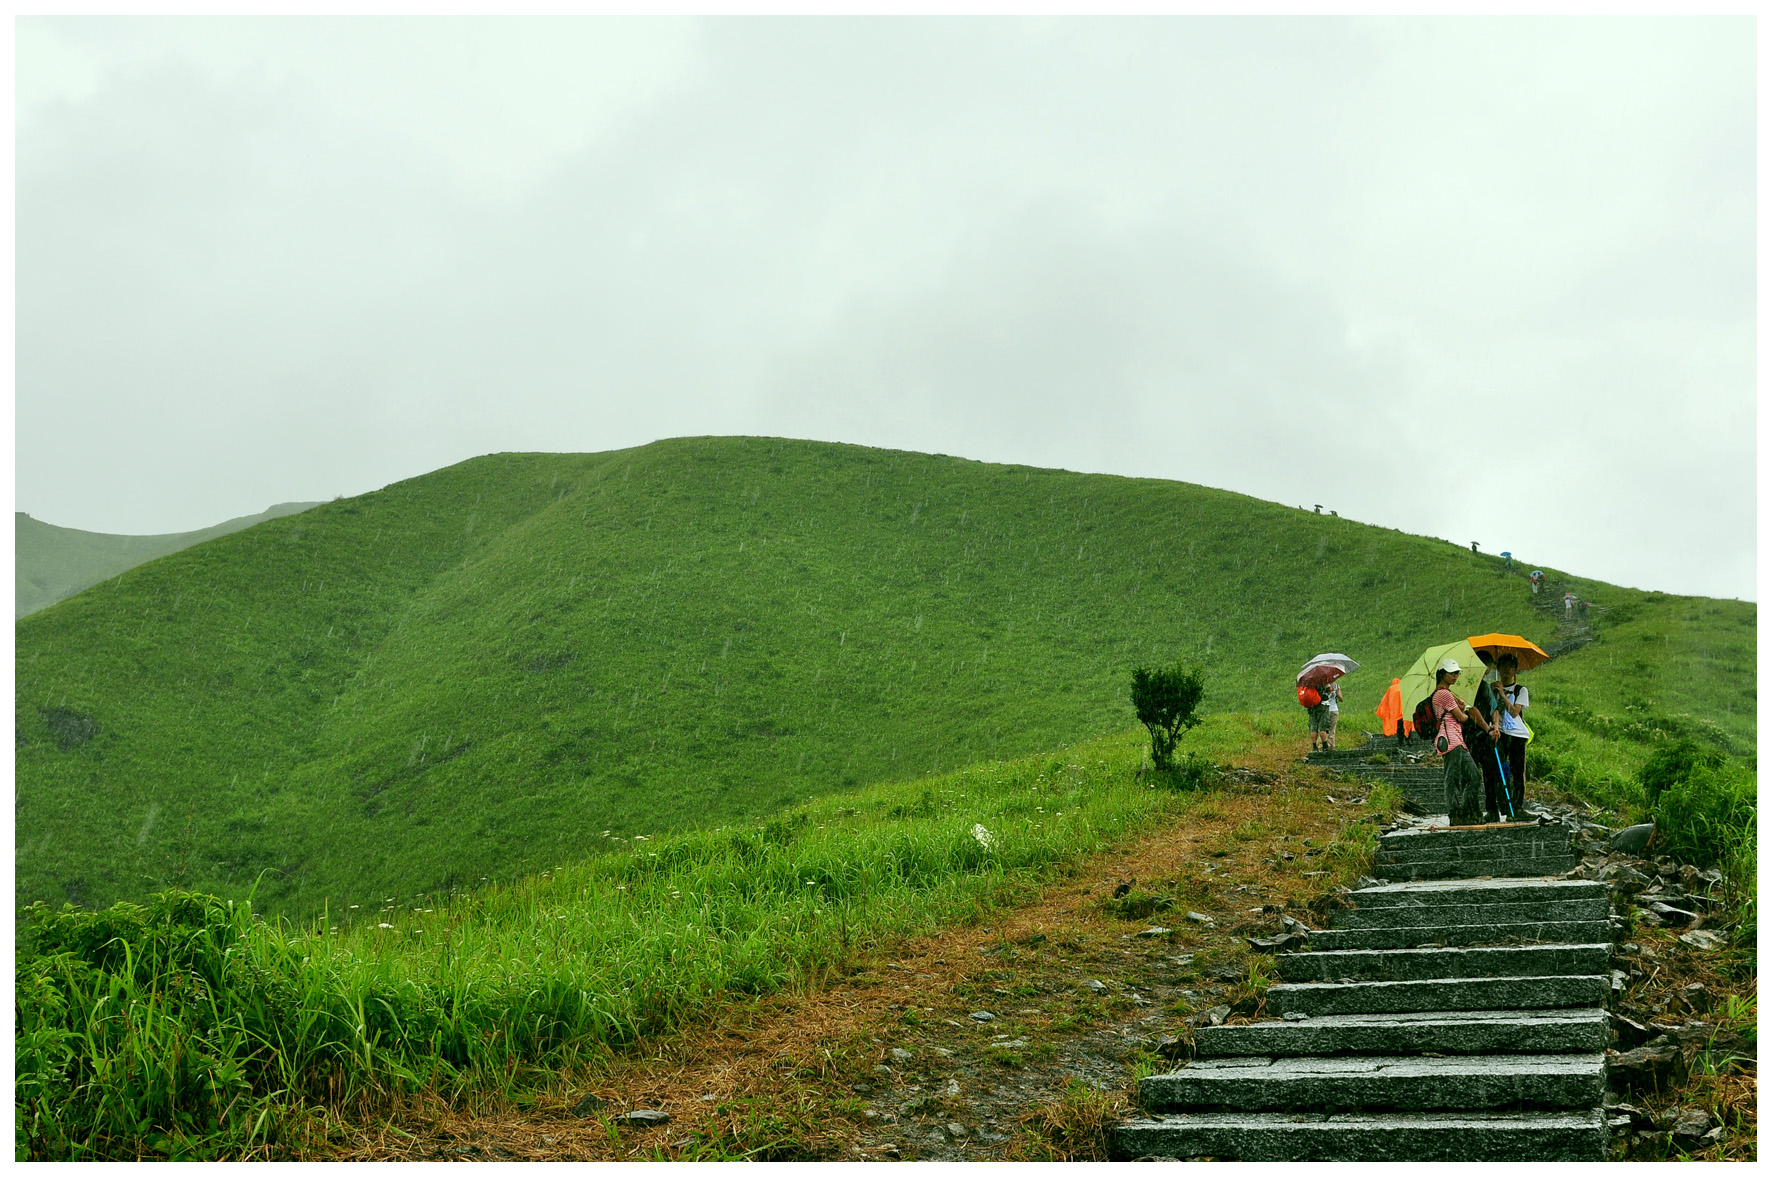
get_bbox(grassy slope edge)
[15,437,1754,917]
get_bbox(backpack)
[1297,685,1321,709]
[1411,696,1438,743]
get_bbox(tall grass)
[17,728,1201,1160]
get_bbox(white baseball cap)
[1437,657,1462,674]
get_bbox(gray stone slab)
[1113,1109,1607,1162]
[1268,973,1610,1017]
[1193,1008,1609,1058]
[1379,838,1572,866]
[1336,897,1608,929]
[1277,943,1611,984]
[1308,920,1615,952]
[1346,877,1606,907]
[1380,824,1572,850]
[1140,1053,1605,1113]
[1377,855,1579,882]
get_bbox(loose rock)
[621,1110,671,1127]
[1609,823,1655,854]
[1679,929,1728,951]
[571,1093,608,1116]
[1608,1042,1689,1095]
[968,1010,996,1022]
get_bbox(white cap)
[1438,657,1462,674]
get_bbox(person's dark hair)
[1435,669,1454,687]
[1476,650,1495,667]
[1498,653,1519,669]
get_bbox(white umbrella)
[1297,653,1360,690]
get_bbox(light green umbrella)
[1399,639,1482,718]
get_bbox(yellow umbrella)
[1466,632,1550,672]
[1399,639,1482,718]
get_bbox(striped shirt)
[1432,688,1466,752]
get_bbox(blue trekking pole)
[1492,746,1516,820]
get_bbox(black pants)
[1499,734,1528,810]
[1466,727,1502,819]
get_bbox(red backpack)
[1412,696,1439,743]
[1297,685,1322,708]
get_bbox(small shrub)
[1130,662,1206,771]
[1653,760,1755,872]
[1639,738,1727,805]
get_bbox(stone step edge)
[1193,1008,1609,1058]
[1112,1109,1608,1162]
[1306,921,1614,951]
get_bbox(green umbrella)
[1399,639,1482,718]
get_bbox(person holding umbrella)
[1297,654,1358,752]
[1467,634,1548,815]
[1496,653,1532,804]
[1429,658,1486,826]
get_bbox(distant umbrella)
[1297,653,1359,690]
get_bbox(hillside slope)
[15,437,1753,915]
[16,502,320,618]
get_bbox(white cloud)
[15,16,1755,599]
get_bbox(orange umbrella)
[1375,677,1411,736]
[1466,633,1550,672]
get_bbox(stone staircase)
[1115,817,1615,1161]
[1304,738,1447,814]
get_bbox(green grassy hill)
[15,436,1754,916]
[16,503,320,618]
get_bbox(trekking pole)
[1493,746,1515,820]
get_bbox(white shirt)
[1499,683,1530,737]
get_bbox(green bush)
[1130,662,1207,771]
[1653,759,1755,872]
[1638,738,1727,805]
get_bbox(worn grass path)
[321,736,1386,1161]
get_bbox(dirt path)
[330,741,1384,1161]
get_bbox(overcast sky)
[16,17,1756,600]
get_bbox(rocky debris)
[1194,1005,1231,1027]
[1083,979,1110,993]
[619,1109,671,1126]
[968,1011,996,1022]
[1185,912,1215,927]
[889,1048,913,1063]
[1609,823,1655,854]
[1246,932,1308,953]
[1678,929,1727,951]
[1136,927,1171,939]
[1606,1042,1688,1095]
[571,1093,608,1116]
[1666,1106,1715,1141]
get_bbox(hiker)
[1530,570,1544,595]
[1321,678,1342,750]
[1429,658,1485,826]
[1467,652,1505,822]
[1564,591,1576,617]
[1307,689,1333,752]
[1376,677,1408,743]
[1496,653,1531,807]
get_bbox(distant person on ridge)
[1430,658,1485,826]
[1496,653,1531,808]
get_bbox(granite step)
[1306,920,1615,952]
[1378,824,1573,855]
[1378,840,1574,868]
[1345,877,1607,908]
[1267,973,1610,1017]
[1335,897,1607,929]
[1140,1053,1606,1113]
[1113,1109,1607,1162]
[1276,943,1611,984]
[1193,1008,1609,1058]
[1377,855,1580,881]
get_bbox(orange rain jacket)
[1376,677,1412,736]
